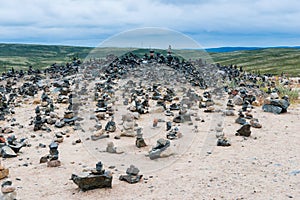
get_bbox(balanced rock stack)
[135,127,147,148]
[120,114,136,137]
[40,142,61,167]
[63,110,77,124]
[105,117,116,132]
[166,127,182,140]
[71,161,112,191]
[224,99,235,116]
[262,93,290,114]
[119,165,143,184]
[33,114,44,131]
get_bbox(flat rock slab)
[119,174,143,184]
[262,104,282,114]
[71,172,112,191]
[1,146,17,158]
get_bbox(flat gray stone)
[1,146,17,158]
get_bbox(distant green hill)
[0,43,91,72]
[209,48,300,76]
[0,43,299,76]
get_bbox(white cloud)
[0,0,299,47]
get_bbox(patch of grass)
[276,85,299,103]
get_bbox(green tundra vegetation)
[0,43,300,77]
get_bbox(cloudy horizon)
[0,0,299,48]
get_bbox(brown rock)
[264,97,271,105]
[32,99,41,105]
[0,168,9,180]
[40,156,48,164]
[252,100,261,107]
[47,160,61,167]
[41,101,49,107]
[1,185,16,193]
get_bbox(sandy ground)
[1,81,300,200]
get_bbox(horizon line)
[0,42,299,50]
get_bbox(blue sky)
[0,0,299,48]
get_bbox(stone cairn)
[135,127,147,148]
[119,165,143,184]
[166,126,182,140]
[263,92,290,114]
[39,142,61,167]
[71,161,112,191]
[105,117,116,132]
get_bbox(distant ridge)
[206,46,300,53]
[205,47,261,53]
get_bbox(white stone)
[270,92,279,99]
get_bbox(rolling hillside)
[0,43,91,72]
[0,43,299,76]
[209,48,300,76]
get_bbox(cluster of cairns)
[0,46,295,192]
[31,91,56,132]
[71,161,144,191]
[214,64,293,147]
[0,61,83,194]
[76,48,216,163]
